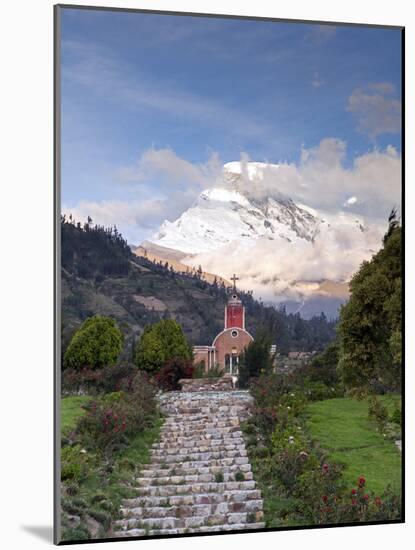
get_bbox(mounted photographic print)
[54,4,404,544]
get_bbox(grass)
[79,416,165,505]
[61,396,91,436]
[306,395,401,495]
[61,415,164,541]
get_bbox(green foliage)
[303,342,340,386]
[76,372,157,455]
[61,215,132,279]
[62,363,138,395]
[63,316,123,370]
[238,332,274,388]
[61,396,91,436]
[61,444,89,482]
[243,371,401,528]
[337,214,402,392]
[134,319,192,373]
[60,415,164,542]
[194,362,224,378]
[154,358,195,391]
[307,396,401,494]
[368,395,389,432]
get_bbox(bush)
[193,363,224,379]
[62,363,138,394]
[134,319,192,373]
[315,477,401,525]
[154,358,195,391]
[76,372,158,455]
[63,316,123,370]
[390,404,402,426]
[368,396,389,432]
[61,445,90,482]
[302,380,344,402]
[238,332,274,389]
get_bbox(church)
[193,275,254,375]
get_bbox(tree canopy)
[337,212,402,392]
[63,316,123,370]
[238,332,274,388]
[134,319,192,373]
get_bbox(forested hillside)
[61,217,336,362]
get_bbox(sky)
[60,7,402,245]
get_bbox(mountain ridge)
[142,161,381,317]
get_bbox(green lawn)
[306,396,401,495]
[61,396,91,436]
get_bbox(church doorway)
[224,351,240,375]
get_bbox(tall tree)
[63,316,123,369]
[134,319,192,373]
[238,332,274,388]
[337,213,402,392]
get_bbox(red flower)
[358,476,366,487]
[322,495,328,503]
[351,489,357,496]
[322,463,329,473]
[363,494,369,501]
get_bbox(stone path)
[114,391,265,537]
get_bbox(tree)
[337,213,402,392]
[301,341,340,386]
[134,319,192,373]
[63,316,123,369]
[238,332,274,388]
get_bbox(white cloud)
[347,83,401,139]
[220,138,401,220]
[64,139,401,288]
[117,148,222,188]
[184,214,384,304]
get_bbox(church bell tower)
[225,274,245,330]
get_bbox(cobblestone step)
[115,522,266,537]
[139,463,251,478]
[115,510,264,531]
[116,390,265,537]
[120,500,263,520]
[134,480,258,499]
[150,449,248,463]
[122,488,263,508]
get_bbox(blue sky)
[60,7,402,243]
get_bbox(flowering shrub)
[243,371,401,528]
[154,357,194,391]
[76,371,157,454]
[316,477,401,524]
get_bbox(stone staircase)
[114,391,265,537]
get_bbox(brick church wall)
[214,329,254,368]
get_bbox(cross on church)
[231,274,239,291]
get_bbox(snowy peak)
[150,181,320,255]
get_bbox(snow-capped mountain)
[144,161,383,317]
[150,162,371,256]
